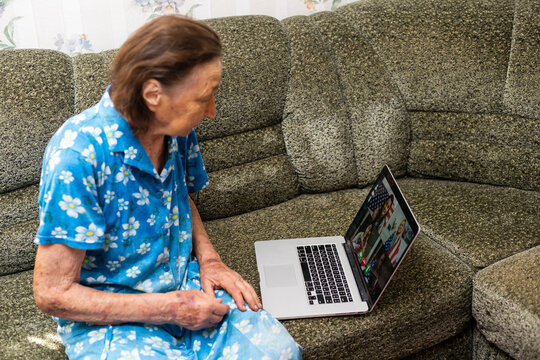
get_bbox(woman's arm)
[33,243,228,329]
[189,197,262,312]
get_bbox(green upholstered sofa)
[1,0,539,358]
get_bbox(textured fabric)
[472,327,512,360]
[198,16,289,141]
[198,125,286,174]
[35,88,208,299]
[195,155,298,220]
[473,246,540,359]
[408,111,540,191]
[281,15,358,193]
[203,187,474,359]
[0,49,74,193]
[73,50,117,114]
[503,0,540,119]
[398,177,540,268]
[336,0,514,114]
[0,219,38,275]
[0,184,39,228]
[0,185,39,275]
[59,260,302,360]
[309,11,409,186]
[0,270,67,359]
[405,327,473,360]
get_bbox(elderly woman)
[33,15,302,359]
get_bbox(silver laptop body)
[255,165,421,320]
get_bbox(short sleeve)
[184,130,209,193]
[35,146,106,250]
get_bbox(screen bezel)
[344,165,421,310]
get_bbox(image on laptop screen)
[345,173,416,301]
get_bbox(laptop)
[254,165,420,319]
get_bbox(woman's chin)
[168,129,192,137]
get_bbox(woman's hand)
[166,289,229,330]
[199,259,262,312]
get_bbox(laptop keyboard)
[297,244,353,305]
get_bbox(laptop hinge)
[343,241,373,310]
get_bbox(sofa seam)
[501,0,518,113]
[418,226,476,272]
[277,16,302,197]
[410,138,539,152]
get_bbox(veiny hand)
[167,289,229,331]
[199,259,262,312]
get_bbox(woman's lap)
[60,290,302,360]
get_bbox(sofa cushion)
[0,184,39,228]
[336,0,514,114]
[0,163,39,278]
[198,124,286,173]
[408,111,540,191]
[473,327,512,360]
[72,50,117,113]
[503,0,540,120]
[0,184,39,275]
[405,327,472,360]
[195,155,299,220]
[198,16,301,217]
[203,187,474,359]
[399,178,540,268]
[0,49,74,193]
[309,11,409,187]
[1,187,473,360]
[0,270,66,359]
[281,15,358,193]
[472,246,540,359]
[336,0,540,192]
[199,16,290,141]
[0,220,38,276]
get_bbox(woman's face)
[381,197,393,216]
[397,219,407,235]
[364,225,372,239]
[147,58,222,137]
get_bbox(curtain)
[0,0,355,55]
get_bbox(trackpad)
[264,264,298,288]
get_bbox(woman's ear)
[142,79,162,112]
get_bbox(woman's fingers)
[201,278,217,298]
[201,262,262,312]
[224,276,262,312]
[211,298,229,317]
[237,279,261,311]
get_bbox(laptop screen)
[345,166,420,303]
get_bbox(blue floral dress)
[34,88,302,360]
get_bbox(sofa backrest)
[0,50,75,275]
[282,11,410,192]
[337,0,539,191]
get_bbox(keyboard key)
[300,262,311,282]
[298,244,351,306]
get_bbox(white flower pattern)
[75,223,103,243]
[58,195,85,218]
